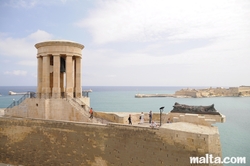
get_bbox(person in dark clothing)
[149,110,152,123]
[128,114,132,125]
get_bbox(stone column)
[66,55,73,98]
[37,56,43,98]
[75,57,82,98]
[52,54,61,98]
[41,55,51,98]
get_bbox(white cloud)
[4,70,27,76]
[27,30,53,42]
[77,0,250,44]
[0,30,53,58]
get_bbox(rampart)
[94,111,225,127]
[175,86,250,98]
[0,117,222,166]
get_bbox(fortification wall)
[95,112,168,124]
[0,117,222,166]
[238,86,250,95]
[94,111,225,126]
[166,112,225,125]
[4,98,91,122]
[94,111,124,123]
[239,86,250,92]
[175,90,197,97]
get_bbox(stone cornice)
[35,40,84,49]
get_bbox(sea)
[0,86,249,165]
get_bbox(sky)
[0,0,249,87]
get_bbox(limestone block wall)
[213,88,225,95]
[224,87,238,96]
[166,113,226,125]
[4,98,91,122]
[213,87,239,96]
[175,90,197,97]
[0,117,222,166]
[79,97,90,107]
[92,111,225,126]
[4,98,45,118]
[94,112,124,123]
[238,86,250,95]
[95,112,168,124]
[238,86,250,92]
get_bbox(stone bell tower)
[5,40,93,122]
[35,40,84,99]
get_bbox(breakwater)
[135,93,175,98]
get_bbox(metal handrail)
[65,95,90,117]
[5,92,36,110]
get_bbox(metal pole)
[159,107,164,126]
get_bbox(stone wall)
[94,112,169,124]
[238,86,250,92]
[4,98,91,122]
[166,112,226,125]
[0,117,222,166]
[169,113,219,126]
[175,86,250,97]
[94,111,225,126]
[175,89,198,97]
[238,86,250,95]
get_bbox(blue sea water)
[0,86,249,165]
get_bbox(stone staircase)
[65,96,106,124]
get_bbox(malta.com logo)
[190,154,246,164]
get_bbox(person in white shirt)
[150,121,158,128]
[139,112,144,124]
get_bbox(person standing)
[140,112,144,124]
[89,108,93,119]
[128,114,132,125]
[149,110,152,124]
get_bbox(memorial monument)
[35,40,84,99]
[171,102,220,115]
[4,40,96,122]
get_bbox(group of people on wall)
[89,108,171,127]
[128,110,171,128]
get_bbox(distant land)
[135,85,250,98]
